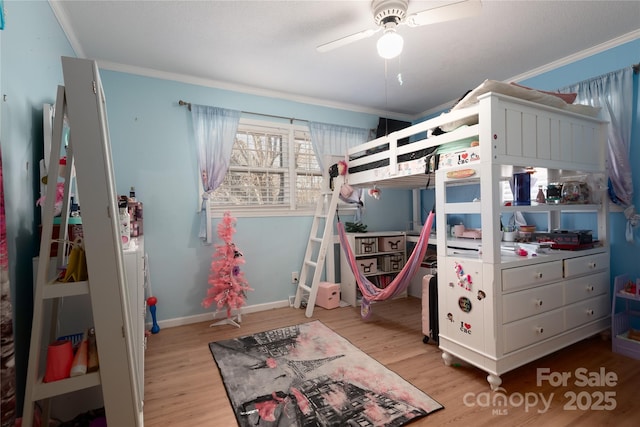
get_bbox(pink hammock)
[338,212,435,319]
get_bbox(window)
[207,119,322,214]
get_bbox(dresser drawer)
[502,261,563,292]
[565,294,610,330]
[504,308,564,353]
[564,272,609,305]
[503,282,564,323]
[563,252,608,278]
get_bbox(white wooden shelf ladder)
[22,57,142,427]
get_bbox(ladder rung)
[304,260,317,269]
[298,283,312,293]
[310,237,322,244]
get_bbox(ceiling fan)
[317,0,482,59]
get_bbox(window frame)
[204,117,321,218]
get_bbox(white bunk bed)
[343,79,601,190]
[336,81,610,389]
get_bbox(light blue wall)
[519,39,640,281]
[418,39,640,281]
[2,0,638,416]
[0,0,76,414]
[99,70,406,322]
[0,0,407,414]
[520,40,639,90]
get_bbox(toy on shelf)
[622,279,639,296]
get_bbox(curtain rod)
[178,100,308,124]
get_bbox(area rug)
[209,320,443,426]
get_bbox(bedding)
[509,82,577,104]
[440,79,600,132]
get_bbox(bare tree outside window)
[209,120,322,211]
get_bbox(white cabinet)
[123,238,146,400]
[435,95,610,390]
[31,237,146,418]
[339,231,406,306]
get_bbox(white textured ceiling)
[50,0,640,119]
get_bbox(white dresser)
[435,93,610,390]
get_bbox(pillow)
[510,82,577,104]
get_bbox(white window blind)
[208,118,322,213]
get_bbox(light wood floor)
[143,297,640,426]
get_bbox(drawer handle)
[536,327,544,334]
[586,309,594,316]
[535,299,543,307]
[449,282,454,288]
[586,285,595,292]
[535,272,543,279]
[588,262,597,269]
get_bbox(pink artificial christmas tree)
[202,211,252,326]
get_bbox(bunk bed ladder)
[294,176,343,317]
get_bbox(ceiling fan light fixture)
[377,28,403,59]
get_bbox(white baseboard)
[146,299,291,330]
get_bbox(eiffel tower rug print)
[208,320,443,426]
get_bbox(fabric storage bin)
[356,238,377,255]
[388,255,403,271]
[380,255,403,272]
[378,236,405,252]
[381,254,404,272]
[357,258,377,274]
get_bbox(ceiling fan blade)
[316,27,381,53]
[406,0,482,27]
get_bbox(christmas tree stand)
[210,309,242,328]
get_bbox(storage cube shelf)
[612,275,640,360]
[340,231,407,306]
